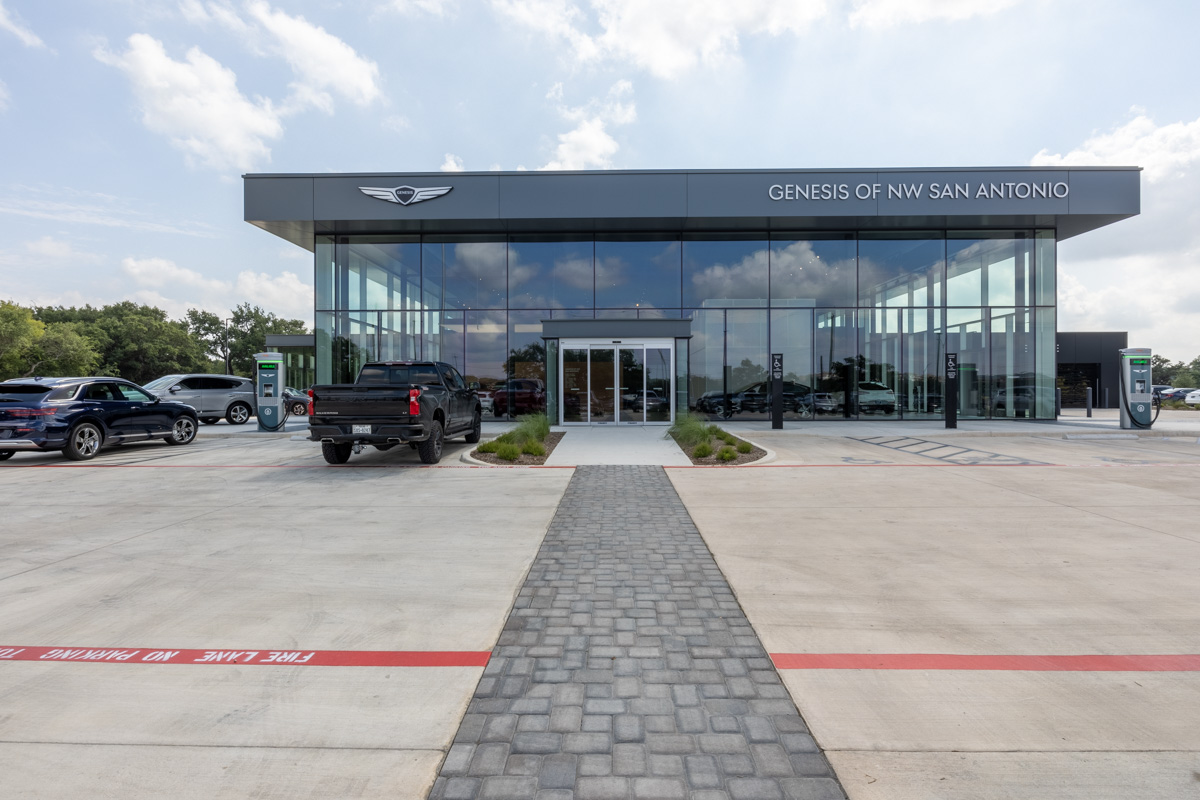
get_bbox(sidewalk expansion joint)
[427,464,846,800]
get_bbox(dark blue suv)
[0,377,200,461]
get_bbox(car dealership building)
[244,167,1139,425]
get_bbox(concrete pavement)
[2,420,1199,798]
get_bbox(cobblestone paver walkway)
[427,465,846,800]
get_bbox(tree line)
[0,300,307,385]
[1152,354,1200,390]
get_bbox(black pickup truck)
[307,361,482,465]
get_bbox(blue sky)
[2,0,1199,358]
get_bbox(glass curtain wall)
[314,230,1057,420]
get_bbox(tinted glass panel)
[686,309,724,418]
[1035,230,1055,306]
[770,309,814,420]
[505,311,548,419]
[342,240,422,310]
[770,236,856,307]
[440,239,507,309]
[947,233,1033,308]
[595,238,681,310]
[947,307,987,418]
[465,310,507,391]
[683,239,768,308]
[901,307,944,418]
[509,238,594,309]
[726,310,769,420]
[814,310,856,418]
[857,309,901,419]
[858,235,944,308]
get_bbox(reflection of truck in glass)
[694,381,813,418]
[492,378,546,417]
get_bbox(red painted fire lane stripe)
[0,646,490,667]
[771,653,1200,671]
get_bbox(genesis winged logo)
[358,185,453,206]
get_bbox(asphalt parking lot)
[2,427,1199,798]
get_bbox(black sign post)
[945,352,958,429]
[771,353,783,430]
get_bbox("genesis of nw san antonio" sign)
[768,179,1070,202]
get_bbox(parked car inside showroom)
[143,374,256,424]
[0,377,199,461]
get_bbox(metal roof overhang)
[245,167,1140,252]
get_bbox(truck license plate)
[352,424,372,434]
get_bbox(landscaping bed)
[470,413,562,465]
[668,413,767,466]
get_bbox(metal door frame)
[559,338,674,426]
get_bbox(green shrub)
[477,440,500,453]
[692,441,713,458]
[514,412,550,441]
[669,412,710,448]
[717,446,737,462]
[521,439,546,457]
[706,424,722,438]
[495,442,522,461]
[721,432,737,446]
[736,440,752,454]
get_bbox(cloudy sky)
[1,0,1198,358]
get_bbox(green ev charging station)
[254,351,287,432]
[1118,347,1154,430]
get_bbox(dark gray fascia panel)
[540,318,693,340]
[245,167,1141,245]
[501,172,688,219]
[244,176,314,221]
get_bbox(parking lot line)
[0,646,491,667]
[771,653,1200,671]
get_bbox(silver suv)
[144,374,256,425]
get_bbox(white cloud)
[119,256,313,323]
[95,34,283,172]
[441,152,465,171]
[1032,111,1200,183]
[0,1,45,48]
[491,0,826,79]
[0,185,218,236]
[1032,112,1200,361]
[246,1,382,112]
[383,114,411,133]
[541,80,635,170]
[385,0,457,16]
[847,0,1022,29]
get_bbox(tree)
[22,322,100,377]
[34,303,209,384]
[185,308,228,369]
[226,303,307,377]
[0,301,46,379]
[0,301,101,379]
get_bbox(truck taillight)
[409,388,421,415]
[307,389,314,416]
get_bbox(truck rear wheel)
[417,420,444,464]
[464,411,482,443]
[322,441,352,464]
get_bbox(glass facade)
[315,230,1057,420]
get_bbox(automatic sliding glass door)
[559,340,674,425]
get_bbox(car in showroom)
[0,377,199,461]
[992,386,1037,413]
[492,378,546,417]
[143,374,256,424]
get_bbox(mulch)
[672,433,768,466]
[469,431,565,465]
